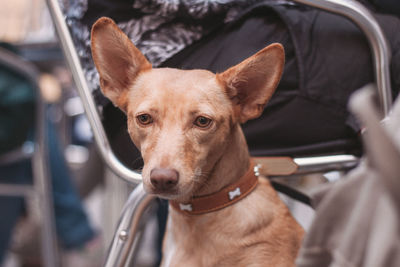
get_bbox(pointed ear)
[91,17,152,112]
[216,43,284,123]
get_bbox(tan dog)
[91,17,304,267]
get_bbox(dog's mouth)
[143,178,195,202]
[148,187,180,199]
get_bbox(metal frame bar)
[294,154,359,175]
[103,184,156,267]
[0,48,59,267]
[0,184,34,197]
[46,0,393,266]
[46,0,142,185]
[0,142,34,165]
[32,71,60,267]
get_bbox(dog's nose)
[150,168,179,191]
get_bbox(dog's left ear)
[216,43,284,123]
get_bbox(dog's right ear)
[216,44,284,123]
[91,17,152,112]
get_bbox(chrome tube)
[32,64,60,267]
[292,0,392,115]
[0,184,34,197]
[104,184,156,267]
[294,154,359,175]
[46,0,142,184]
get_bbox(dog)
[91,17,304,267]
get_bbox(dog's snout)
[150,168,179,191]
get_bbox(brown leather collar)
[170,162,259,215]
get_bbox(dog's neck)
[192,124,251,198]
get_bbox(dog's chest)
[161,184,278,266]
[162,214,226,267]
[161,234,239,267]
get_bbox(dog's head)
[91,17,284,201]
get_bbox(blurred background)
[0,1,159,266]
[2,0,397,267]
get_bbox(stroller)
[44,0,399,266]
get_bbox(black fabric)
[102,104,143,169]
[96,2,400,168]
[82,0,137,26]
[162,3,400,156]
[366,0,400,16]
[271,180,312,207]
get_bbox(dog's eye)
[137,114,153,125]
[194,116,212,128]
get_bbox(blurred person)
[0,43,99,266]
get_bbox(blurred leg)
[47,119,96,249]
[0,160,31,264]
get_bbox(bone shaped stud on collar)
[228,187,241,200]
[179,203,193,212]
